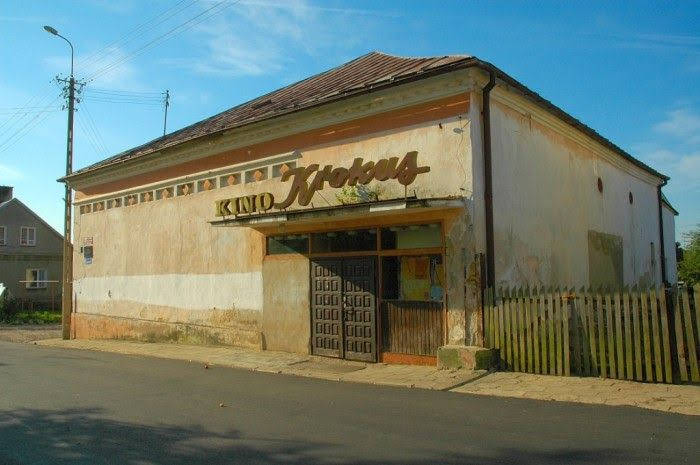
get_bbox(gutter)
[482,70,496,289]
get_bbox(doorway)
[310,257,377,362]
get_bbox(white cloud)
[653,108,700,144]
[44,46,148,92]
[677,152,700,179]
[0,164,23,180]
[160,0,394,77]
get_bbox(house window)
[0,226,6,245]
[26,269,47,289]
[20,226,36,246]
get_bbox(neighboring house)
[0,186,63,308]
[61,52,675,365]
[661,193,679,285]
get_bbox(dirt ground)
[0,325,61,343]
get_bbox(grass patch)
[1,310,62,325]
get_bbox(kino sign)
[215,151,430,217]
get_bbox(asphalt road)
[0,341,698,465]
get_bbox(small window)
[0,226,6,245]
[83,245,94,264]
[381,223,442,250]
[20,226,36,246]
[267,234,309,255]
[381,255,444,302]
[26,269,47,289]
[311,229,377,253]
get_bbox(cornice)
[69,70,477,190]
[73,151,298,206]
[490,86,663,186]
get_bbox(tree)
[678,225,700,286]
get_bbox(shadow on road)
[0,407,633,464]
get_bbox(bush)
[0,297,21,321]
[678,226,700,286]
[1,310,62,325]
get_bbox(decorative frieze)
[77,153,296,215]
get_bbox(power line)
[0,95,62,154]
[0,84,57,134]
[76,0,200,72]
[86,0,238,83]
[76,113,105,158]
[80,103,110,155]
[84,88,163,97]
[82,97,163,106]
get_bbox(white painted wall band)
[73,273,263,312]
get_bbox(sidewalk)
[452,371,700,416]
[35,338,484,390]
[0,325,61,343]
[34,338,700,416]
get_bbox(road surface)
[0,341,697,464]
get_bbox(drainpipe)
[657,181,668,287]
[482,70,496,289]
[657,179,679,380]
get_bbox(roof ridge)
[371,50,471,60]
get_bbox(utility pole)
[163,89,170,136]
[45,25,81,340]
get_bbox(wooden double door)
[310,257,377,362]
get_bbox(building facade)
[63,52,675,365]
[0,186,63,308]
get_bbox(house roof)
[661,192,679,216]
[63,51,668,183]
[0,197,64,241]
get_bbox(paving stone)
[452,371,700,416]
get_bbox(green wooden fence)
[483,285,700,383]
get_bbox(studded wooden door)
[341,257,377,362]
[311,259,343,358]
[311,257,377,362]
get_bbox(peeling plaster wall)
[262,256,310,354]
[443,205,482,346]
[489,96,664,289]
[72,107,479,350]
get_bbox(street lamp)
[44,25,75,340]
[43,25,73,77]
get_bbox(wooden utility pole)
[163,89,170,136]
[45,24,81,340]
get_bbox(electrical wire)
[76,112,107,158]
[76,113,101,156]
[0,84,57,134]
[76,0,200,72]
[0,95,62,155]
[86,0,239,83]
[80,103,110,156]
[82,97,163,106]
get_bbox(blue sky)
[1,0,698,241]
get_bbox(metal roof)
[65,51,668,182]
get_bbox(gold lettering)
[346,158,374,186]
[328,167,349,188]
[240,195,255,213]
[256,192,274,211]
[275,164,319,209]
[215,199,231,217]
[394,151,430,185]
[372,157,399,182]
[219,151,430,215]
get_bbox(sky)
[0,0,699,241]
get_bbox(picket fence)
[483,285,699,383]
